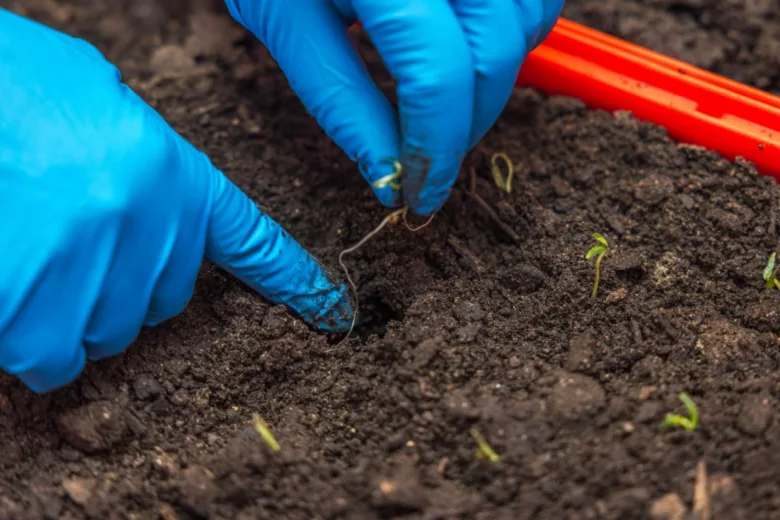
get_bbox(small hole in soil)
[354,294,405,338]
[328,293,404,344]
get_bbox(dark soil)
[564,0,780,94]
[3,1,780,519]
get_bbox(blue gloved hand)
[225,0,565,215]
[0,9,352,393]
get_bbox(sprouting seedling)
[253,413,281,452]
[371,157,404,191]
[660,393,699,432]
[763,252,780,290]
[336,159,434,345]
[490,152,514,193]
[585,233,609,299]
[470,428,500,462]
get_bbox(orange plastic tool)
[516,19,780,180]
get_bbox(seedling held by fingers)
[490,152,514,194]
[763,252,780,290]
[372,157,404,191]
[470,428,500,462]
[661,393,699,432]
[586,233,609,299]
[336,159,434,346]
[253,413,281,452]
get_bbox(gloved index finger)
[351,0,475,216]
[202,160,353,333]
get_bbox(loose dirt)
[2,0,780,519]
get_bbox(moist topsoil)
[3,1,780,519]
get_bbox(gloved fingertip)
[17,346,86,394]
[143,313,165,328]
[408,192,448,217]
[402,149,460,217]
[294,278,354,333]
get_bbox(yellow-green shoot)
[372,158,403,191]
[253,413,281,452]
[490,152,514,193]
[586,233,609,299]
[470,428,500,462]
[661,393,699,432]
[763,253,780,290]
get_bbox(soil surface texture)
[3,1,780,519]
[564,0,780,94]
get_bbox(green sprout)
[661,393,699,432]
[372,158,403,191]
[490,152,514,193]
[763,253,780,290]
[585,233,609,299]
[470,428,500,462]
[253,413,281,452]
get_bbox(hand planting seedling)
[470,427,500,462]
[490,152,514,194]
[337,159,434,343]
[660,393,699,432]
[253,413,281,452]
[763,252,780,290]
[586,233,609,299]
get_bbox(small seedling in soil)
[490,152,514,194]
[253,413,281,452]
[586,233,609,299]
[337,160,434,343]
[763,252,780,290]
[470,428,500,462]
[661,393,699,432]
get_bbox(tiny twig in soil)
[253,413,281,452]
[693,459,712,520]
[465,167,520,242]
[447,235,486,274]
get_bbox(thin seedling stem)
[404,210,435,232]
[490,152,514,193]
[593,252,605,299]
[470,428,500,462]
[338,207,407,344]
[586,234,609,299]
[337,207,434,345]
[334,158,436,346]
[253,413,281,452]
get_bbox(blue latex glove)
[225,0,565,215]
[0,9,352,393]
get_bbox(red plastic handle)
[517,19,780,180]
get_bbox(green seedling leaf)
[586,233,609,299]
[372,158,403,191]
[586,244,606,260]
[470,428,500,463]
[490,152,514,193]
[661,392,699,432]
[763,252,780,290]
[253,413,281,452]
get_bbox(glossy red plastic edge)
[517,19,780,180]
[352,19,780,180]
